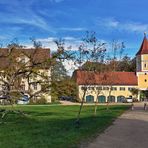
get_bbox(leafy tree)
[140,90,148,101]
[82,61,107,72]
[129,88,139,103]
[81,56,136,73]
[51,61,78,102]
[0,38,74,122]
[51,61,68,81]
[116,56,136,72]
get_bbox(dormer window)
[32,83,37,90]
[21,84,25,90]
[21,57,25,63]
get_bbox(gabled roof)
[0,48,50,69]
[73,70,138,86]
[136,35,148,55]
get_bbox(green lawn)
[0,105,129,148]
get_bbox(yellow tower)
[136,33,148,89]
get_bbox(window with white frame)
[33,83,38,90]
[96,86,102,90]
[111,87,117,91]
[128,87,133,91]
[120,87,125,91]
[21,84,25,90]
[103,87,109,90]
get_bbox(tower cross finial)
[144,32,147,37]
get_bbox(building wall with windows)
[73,70,138,103]
[0,48,51,103]
[78,85,137,103]
[74,35,148,103]
[136,36,148,91]
[21,68,51,103]
[137,72,148,89]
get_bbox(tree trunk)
[94,101,98,116]
[94,92,100,116]
[75,89,86,126]
[107,89,111,111]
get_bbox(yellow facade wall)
[142,54,148,60]
[78,85,137,102]
[137,73,148,89]
[141,55,148,71]
[77,53,148,102]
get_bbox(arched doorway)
[98,95,106,103]
[117,96,125,102]
[86,95,94,103]
[108,95,115,102]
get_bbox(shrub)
[29,96,47,105]
[36,97,47,104]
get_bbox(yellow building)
[0,48,51,103]
[74,35,148,103]
[136,35,148,90]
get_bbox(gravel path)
[83,103,148,148]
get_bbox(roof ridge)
[75,70,137,85]
[136,35,148,55]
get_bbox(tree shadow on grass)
[0,110,122,148]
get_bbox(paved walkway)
[60,101,130,106]
[83,103,148,148]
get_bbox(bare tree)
[105,40,125,110]
[0,38,73,122]
[74,37,125,124]
[73,31,106,125]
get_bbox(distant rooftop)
[73,70,138,86]
[136,33,148,55]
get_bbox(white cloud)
[17,18,49,31]
[49,0,65,3]
[98,18,119,28]
[63,36,77,40]
[63,60,78,76]
[0,13,54,33]
[37,36,79,42]
[97,17,148,33]
[123,23,148,32]
[36,37,58,43]
[35,35,83,54]
[0,0,56,33]
[36,36,82,51]
[59,27,86,31]
[0,35,9,40]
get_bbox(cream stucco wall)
[24,69,51,102]
[141,55,148,71]
[0,56,51,103]
[137,55,148,90]
[137,72,148,90]
[78,85,138,102]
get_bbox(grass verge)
[0,105,129,148]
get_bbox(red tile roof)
[136,36,148,55]
[73,70,138,85]
[0,48,50,69]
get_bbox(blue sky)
[0,0,148,56]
